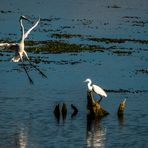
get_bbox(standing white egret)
[0,15,47,84]
[84,78,107,102]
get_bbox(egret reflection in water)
[86,116,107,148]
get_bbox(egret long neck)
[88,80,92,91]
[20,19,25,41]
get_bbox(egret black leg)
[28,60,47,78]
[98,96,103,103]
[21,60,34,84]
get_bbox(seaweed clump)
[25,40,104,53]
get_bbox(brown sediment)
[25,40,104,53]
[107,5,121,8]
[51,33,85,39]
[0,10,12,14]
[106,89,131,93]
[122,16,148,27]
[88,37,148,44]
[106,89,148,94]
[136,69,148,74]
[49,33,148,44]
[0,34,147,55]
[112,50,132,55]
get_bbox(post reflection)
[118,114,125,127]
[86,115,107,148]
[15,127,28,148]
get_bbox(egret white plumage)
[11,15,40,62]
[0,15,47,84]
[84,78,107,102]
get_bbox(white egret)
[0,43,17,47]
[11,15,40,62]
[84,78,107,102]
[0,15,47,84]
[0,15,39,61]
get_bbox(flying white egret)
[11,15,40,62]
[0,43,17,47]
[0,16,38,61]
[84,78,107,102]
[0,15,47,84]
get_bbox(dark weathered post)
[87,91,109,119]
[117,99,126,116]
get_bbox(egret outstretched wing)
[24,18,40,39]
[92,84,107,97]
[0,43,17,48]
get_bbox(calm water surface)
[0,0,148,148]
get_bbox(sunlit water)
[0,0,148,148]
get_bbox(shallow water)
[0,0,148,148]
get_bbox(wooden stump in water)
[87,91,109,119]
[71,104,78,118]
[54,104,60,123]
[61,103,67,120]
[117,99,126,116]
